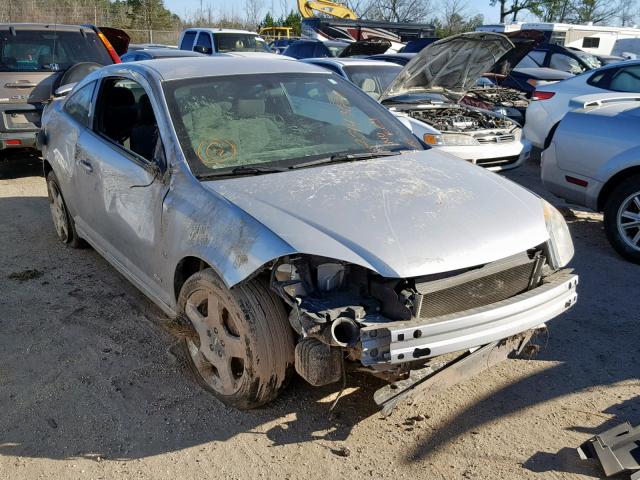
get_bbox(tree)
[618,0,638,26]
[367,0,432,22]
[489,0,542,22]
[573,0,622,24]
[438,0,482,35]
[245,0,263,28]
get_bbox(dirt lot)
[1,151,638,480]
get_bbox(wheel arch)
[598,165,640,211]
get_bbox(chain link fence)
[124,30,181,46]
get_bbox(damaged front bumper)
[361,270,578,366]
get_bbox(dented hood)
[380,32,514,101]
[203,150,550,279]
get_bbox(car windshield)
[164,72,422,177]
[0,29,111,72]
[573,49,603,69]
[327,44,347,57]
[215,33,271,53]
[343,64,402,100]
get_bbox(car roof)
[370,53,415,59]
[184,28,259,35]
[0,23,96,32]
[305,58,402,67]
[140,49,205,58]
[113,56,329,81]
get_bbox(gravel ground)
[1,151,638,480]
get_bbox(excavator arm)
[297,0,358,19]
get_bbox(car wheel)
[178,268,295,409]
[46,171,84,248]
[604,174,640,264]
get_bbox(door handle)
[79,159,93,173]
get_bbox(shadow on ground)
[0,151,43,179]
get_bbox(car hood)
[339,39,392,57]
[203,150,549,279]
[490,30,545,76]
[380,32,514,102]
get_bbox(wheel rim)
[48,182,69,242]
[184,288,246,396]
[617,191,640,252]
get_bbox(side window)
[180,31,197,51]
[94,78,160,163]
[195,32,212,53]
[318,63,343,76]
[609,65,640,92]
[549,53,586,74]
[582,37,600,49]
[63,81,96,127]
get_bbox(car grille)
[475,155,520,168]
[476,134,515,144]
[415,254,540,321]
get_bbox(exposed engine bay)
[270,248,551,386]
[404,104,517,135]
[463,87,530,111]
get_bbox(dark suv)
[0,24,127,151]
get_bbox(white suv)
[179,28,272,56]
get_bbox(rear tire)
[46,171,84,248]
[178,268,295,409]
[603,174,640,264]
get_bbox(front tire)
[604,174,640,264]
[178,268,295,409]
[46,171,84,248]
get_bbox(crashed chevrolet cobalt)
[40,57,578,410]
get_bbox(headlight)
[423,133,480,146]
[542,199,574,268]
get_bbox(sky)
[163,0,507,24]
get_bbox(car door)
[73,75,170,301]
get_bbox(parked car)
[398,37,439,53]
[302,58,402,99]
[541,94,640,263]
[282,39,348,59]
[501,66,574,94]
[127,43,176,51]
[269,37,301,54]
[380,32,532,171]
[366,53,416,66]
[120,48,207,62]
[524,59,640,149]
[179,28,272,55]
[40,57,577,410]
[518,43,603,74]
[0,23,128,151]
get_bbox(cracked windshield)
[164,72,422,176]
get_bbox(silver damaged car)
[40,57,578,410]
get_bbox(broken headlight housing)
[542,199,574,268]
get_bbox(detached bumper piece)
[361,270,578,365]
[374,328,543,416]
[577,422,640,479]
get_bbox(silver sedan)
[40,57,577,409]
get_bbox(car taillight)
[97,31,121,64]
[533,91,555,100]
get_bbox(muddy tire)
[178,268,295,409]
[604,174,640,264]
[46,171,84,248]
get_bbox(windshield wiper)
[291,150,401,170]
[198,165,286,179]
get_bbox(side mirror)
[54,83,77,97]
[193,44,212,55]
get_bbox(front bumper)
[361,270,578,366]
[439,137,532,172]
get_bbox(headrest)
[109,87,135,108]
[361,78,376,92]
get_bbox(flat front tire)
[178,268,295,409]
[46,171,84,248]
[604,174,640,264]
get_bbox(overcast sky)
[163,0,509,24]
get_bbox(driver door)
[74,75,170,303]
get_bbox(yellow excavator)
[297,0,358,20]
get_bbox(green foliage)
[259,10,302,36]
